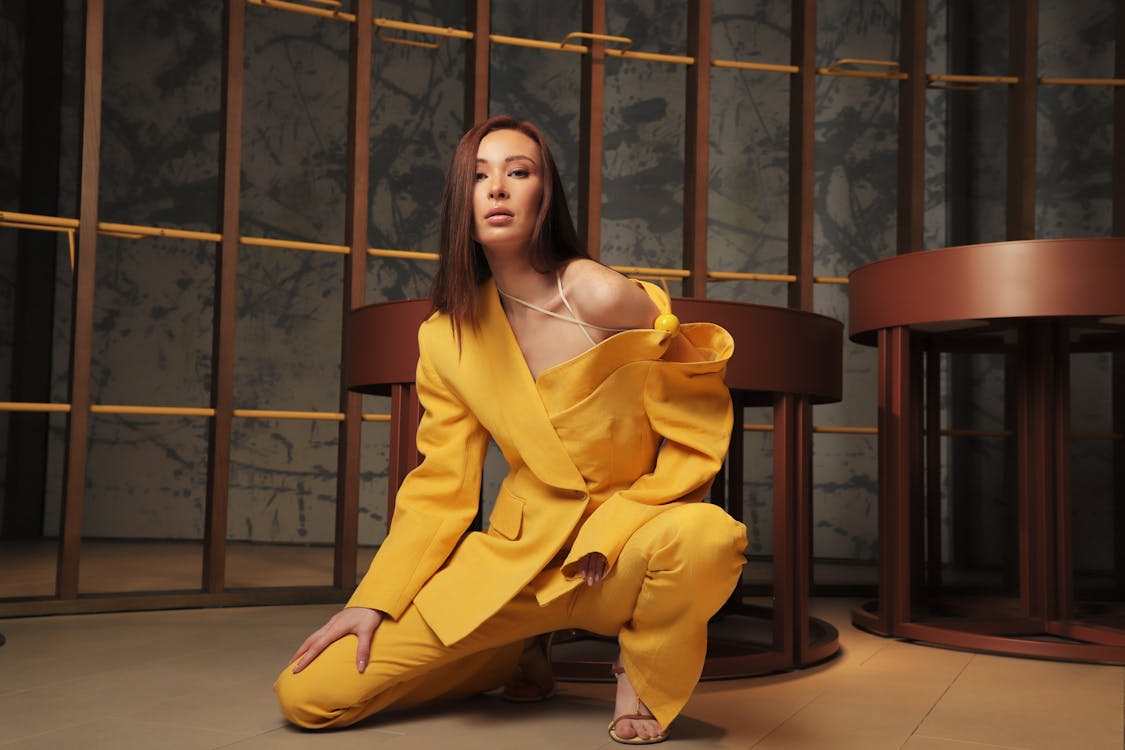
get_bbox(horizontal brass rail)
[712,59,798,74]
[241,236,348,254]
[612,265,691,278]
[0,401,72,413]
[0,212,856,287]
[4,400,1117,441]
[1039,77,1125,87]
[233,409,345,421]
[819,58,907,81]
[928,73,1019,86]
[710,270,797,282]
[247,0,354,21]
[90,404,216,417]
[0,402,390,424]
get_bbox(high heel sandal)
[501,633,556,703]
[608,664,669,745]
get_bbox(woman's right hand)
[289,606,384,674]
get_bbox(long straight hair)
[431,116,588,336]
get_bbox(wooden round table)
[849,237,1125,663]
[348,296,844,678]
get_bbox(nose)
[487,173,508,200]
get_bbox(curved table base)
[550,605,840,682]
[853,600,1125,665]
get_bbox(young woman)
[274,115,747,745]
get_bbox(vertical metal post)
[1006,0,1038,240]
[898,0,927,254]
[203,0,245,594]
[57,0,105,599]
[787,0,815,312]
[1112,0,1125,602]
[772,395,797,660]
[334,0,373,590]
[683,0,710,298]
[924,341,943,586]
[878,327,913,632]
[465,0,490,126]
[578,0,606,259]
[1051,323,1072,620]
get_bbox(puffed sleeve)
[560,321,734,577]
[346,321,490,619]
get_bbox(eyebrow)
[476,154,536,164]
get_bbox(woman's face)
[472,128,544,254]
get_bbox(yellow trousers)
[274,503,747,730]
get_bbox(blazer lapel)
[472,280,587,493]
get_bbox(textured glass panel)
[227,416,340,581]
[1071,352,1114,592]
[88,236,214,408]
[601,51,685,273]
[489,0,578,41]
[100,0,221,229]
[241,3,348,245]
[368,0,464,302]
[78,415,208,593]
[709,4,786,305]
[812,433,878,563]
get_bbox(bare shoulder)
[561,259,658,330]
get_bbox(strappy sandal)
[608,664,669,745]
[501,634,556,703]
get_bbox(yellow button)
[653,313,679,335]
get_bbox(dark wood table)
[348,296,844,679]
[849,237,1125,664]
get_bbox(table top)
[848,237,1125,346]
[347,296,843,406]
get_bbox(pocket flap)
[488,491,524,540]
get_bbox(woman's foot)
[501,634,556,702]
[608,661,668,745]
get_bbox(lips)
[483,206,514,226]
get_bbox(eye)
[510,167,530,178]
[473,171,487,182]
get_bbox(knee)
[674,503,748,571]
[274,666,349,730]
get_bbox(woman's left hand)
[577,552,608,586]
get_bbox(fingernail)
[357,660,367,673]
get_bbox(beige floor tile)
[0,717,248,750]
[0,687,99,745]
[746,642,975,750]
[915,655,1124,750]
[317,693,616,750]
[901,738,1027,750]
[0,600,1121,750]
[219,725,402,749]
[749,685,942,750]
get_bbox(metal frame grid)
[1,0,1123,617]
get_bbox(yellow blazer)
[348,279,735,646]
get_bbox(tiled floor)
[0,599,1121,749]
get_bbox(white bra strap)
[555,273,597,345]
[495,273,627,344]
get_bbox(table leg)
[772,393,810,664]
[386,384,421,532]
[876,326,914,635]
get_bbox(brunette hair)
[430,115,588,333]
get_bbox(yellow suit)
[276,279,748,729]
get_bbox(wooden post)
[57,0,105,599]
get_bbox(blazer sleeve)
[346,323,490,619]
[561,322,734,577]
